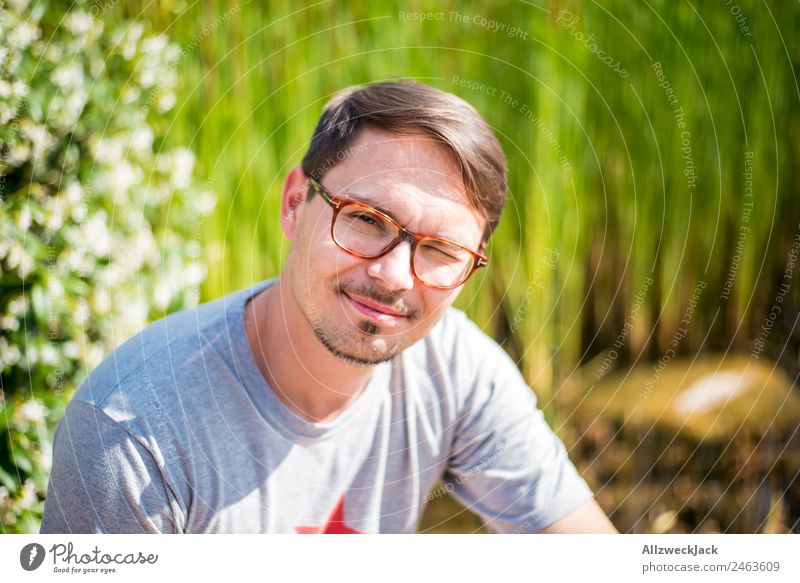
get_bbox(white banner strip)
[2,534,798,582]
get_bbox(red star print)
[294,493,363,534]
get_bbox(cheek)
[419,289,457,321]
[295,218,340,273]
[301,236,364,285]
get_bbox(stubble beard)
[305,281,419,367]
[311,315,395,367]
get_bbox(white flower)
[21,121,55,160]
[44,212,64,232]
[106,160,141,202]
[7,295,29,316]
[181,262,206,287]
[92,137,123,165]
[47,277,64,301]
[8,0,32,13]
[100,263,123,286]
[86,344,105,369]
[164,42,180,63]
[0,316,19,331]
[62,340,80,360]
[133,228,156,257]
[153,280,172,310]
[7,142,30,166]
[18,249,34,278]
[157,91,177,112]
[120,298,149,334]
[121,85,141,104]
[137,67,157,88]
[91,288,111,314]
[71,202,88,222]
[39,440,53,473]
[73,298,89,326]
[4,240,23,270]
[5,50,22,75]
[83,212,111,257]
[8,21,40,50]
[141,34,168,56]
[0,337,22,368]
[17,479,37,508]
[17,205,32,230]
[12,80,28,98]
[44,43,64,63]
[89,55,105,77]
[186,240,202,259]
[128,126,153,154]
[0,103,14,125]
[170,148,195,189]
[118,22,144,60]
[129,22,145,42]
[41,344,59,365]
[65,10,93,37]
[44,196,67,231]
[63,182,84,204]
[51,63,84,90]
[196,190,217,216]
[51,91,88,130]
[63,248,85,273]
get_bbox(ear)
[280,164,309,242]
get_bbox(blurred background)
[1,0,799,533]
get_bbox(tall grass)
[119,0,798,407]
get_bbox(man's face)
[283,127,487,366]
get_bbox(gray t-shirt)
[41,278,593,533]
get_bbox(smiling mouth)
[344,293,406,325]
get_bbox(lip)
[344,293,406,325]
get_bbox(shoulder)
[402,307,526,405]
[423,307,520,377]
[69,282,260,429]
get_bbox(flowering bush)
[0,0,214,532]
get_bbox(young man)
[42,81,616,534]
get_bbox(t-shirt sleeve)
[40,399,177,534]
[443,325,594,534]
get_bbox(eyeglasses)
[307,177,488,290]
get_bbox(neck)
[244,277,376,423]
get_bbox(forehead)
[323,128,486,245]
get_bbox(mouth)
[344,293,406,326]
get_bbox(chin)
[311,318,405,367]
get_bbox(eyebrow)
[342,190,471,246]
[341,191,398,222]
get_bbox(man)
[42,81,616,534]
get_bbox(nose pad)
[366,240,415,290]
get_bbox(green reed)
[120,0,798,415]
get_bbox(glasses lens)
[331,201,479,289]
[333,205,397,256]
[415,239,475,288]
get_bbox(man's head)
[279,80,508,367]
[301,80,508,241]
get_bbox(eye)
[422,242,466,263]
[430,247,459,261]
[354,213,381,227]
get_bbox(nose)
[366,240,415,291]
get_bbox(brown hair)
[301,80,508,243]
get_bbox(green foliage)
[0,0,213,532]
[134,0,798,395]
[2,0,798,533]
[124,0,796,532]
